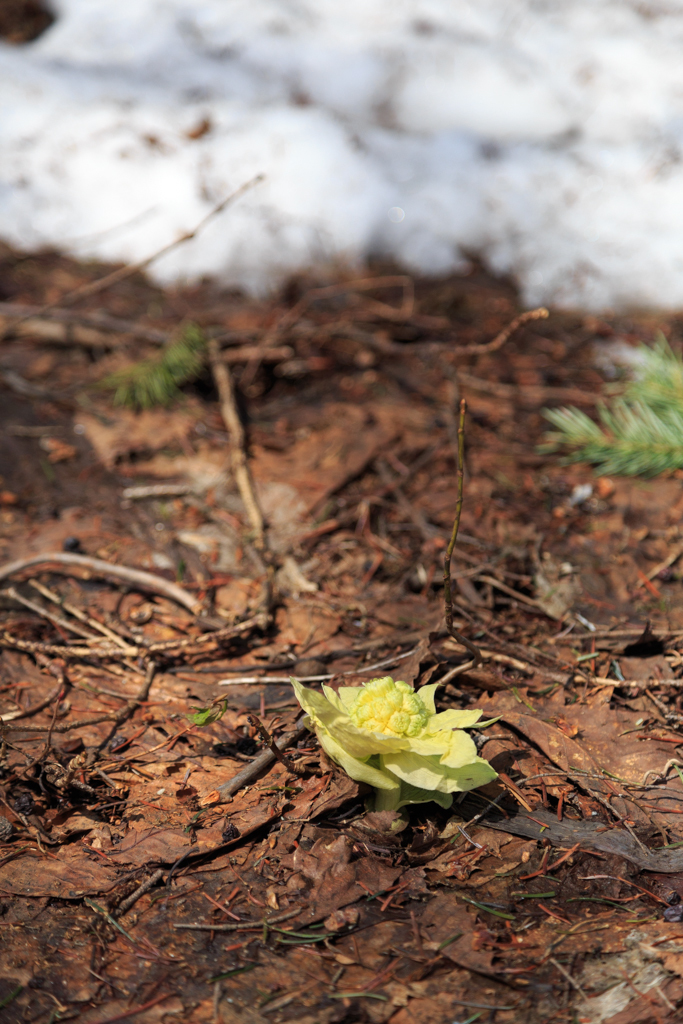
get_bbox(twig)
[0,369,73,407]
[217,644,423,686]
[27,578,133,649]
[5,176,264,329]
[207,337,266,551]
[443,399,481,671]
[174,908,303,932]
[267,276,415,346]
[638,542,683,586]
[25,688,64,769]
[0,302,169,345]
[116,868,164,916]
[122,484,195,500]
[456,371,599,407]
[212,723,309,803]
[247,715,307,776]
[1,613,262,661]
[81,995,173,1024]
[450,307,549,356]
[0,683,65,723]
[475,574,545,613]
[0,552,202,615]
[87,660,158,757]
[547,957,586,998]
[2,585,102,642]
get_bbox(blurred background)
[3,0,683,310]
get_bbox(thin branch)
[2,585,101,642]
[0,613,262,662]
[116,868,164,917]
[207,337,266,550]
[247,714,307,775]
[0,552,202,615]
[450,307,549,356]
[443,399,482,670]
[4,176,264,332]
[211,723,309,804]
[27,578,133,649]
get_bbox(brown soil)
[3,244,683,1024]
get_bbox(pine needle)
[541,335,683,476]
[99,324,206,409]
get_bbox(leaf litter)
[6,250,683,1021]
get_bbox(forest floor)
[4,246,683,1024]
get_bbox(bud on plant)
[291,676,498,811]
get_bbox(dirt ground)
[4,244,683,1024]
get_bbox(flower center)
[348,677,429,737]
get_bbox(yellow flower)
[291,676,497,811]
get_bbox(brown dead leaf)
[275,603,340,648]
[39,436,77,462]
[215,578,261,619]
[251,402,401,548]
[284,771,359,821]
[483,704,609,792]
[533,551,581,619]
[44,808,102,840]
[619,654,673,681]
[324,906,360,931]
[76,404,201,467]
[287,834,402,923]
[420,892,495,974]
[395,637,433,686]
[0,846,118,898]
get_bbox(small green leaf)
[187,700,228,726]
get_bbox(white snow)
[5,1,683,309]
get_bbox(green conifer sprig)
[541,334,683,476]
[99,324,206,409]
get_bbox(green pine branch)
[98,324,206,409]
[541,334,683,476]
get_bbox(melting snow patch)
[5,2,683,307]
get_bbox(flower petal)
[316,729,399,791]
[397,781,453,810]
[438,730,479,769]
[321,684,346,713]
[408,729,478,768]
[330,720,409,758]
[290,678,338,724]
[416,682,439,715]
[428,708,483,732]
[336,686,363,710]
[381,750,497,793]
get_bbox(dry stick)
[327,307,549,359]
[450,307,549,356]
[247,714,307,776]
[1,585,100,642]
[0,683,64,723]
[213,723,309,804]
[174,908,303,932]
[96,660,158,753]
[24,689,64,770]
[266,275,415,349]
[116,868,164,917]
[0,302,170,345]
[443,400,482,674]
[0,612,262,661]
[207,337,266,552]
[0,552,202,615]
[27,578,133,650]
[4,175,264,333]
[456,370,600,407]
